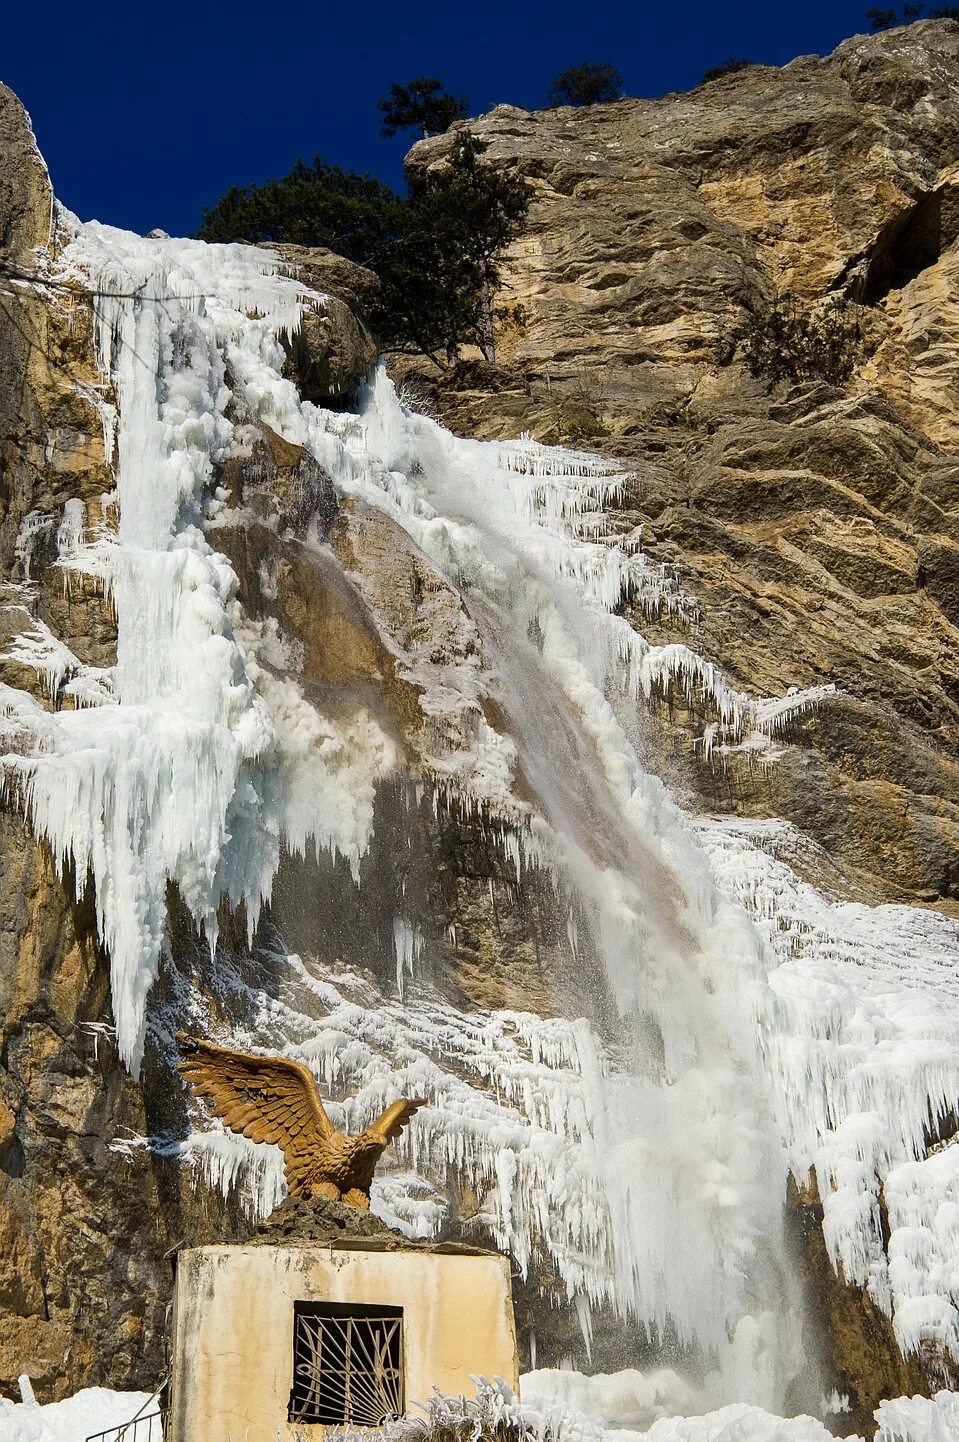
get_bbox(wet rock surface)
[787,1175,928,1439]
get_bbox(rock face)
[405,19,959,916]
[0,86,568,1405]
[260,243,379,403]
[0,86,50,256]
[4,23,959,1431]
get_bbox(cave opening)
[863,190,944,303]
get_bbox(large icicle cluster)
[700,818,959,1364]
[0,224,396,1070]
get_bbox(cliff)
[0,83,576,1400]
[2,23,959,1440]
[406,19,959,917]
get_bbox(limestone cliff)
[3,23,959,1438]
[406,19,959,920]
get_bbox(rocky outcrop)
[404,20,959,915]
[261,242,378,402]
[0,86,50,257]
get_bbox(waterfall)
[4,218,959,1418]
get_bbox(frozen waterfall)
[4,219,959,1417]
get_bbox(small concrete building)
[167,1235,518,1441]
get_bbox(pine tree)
[197,158,403,260]
[403,134,531,363]
[547,63,624,108]
[377,78,469,139]
[701,57,754,83]
[866,7,899,27]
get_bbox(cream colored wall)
[168,1244,518,1442]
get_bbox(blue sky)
[6,0,887,237]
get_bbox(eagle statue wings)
[178,1036,426,1210]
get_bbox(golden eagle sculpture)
[178,1036,426,1210]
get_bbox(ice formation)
[0,223,396,1071]
[521,1366,708,1430]
[3,219,959,1424]
[700,819,959,1363]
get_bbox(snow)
[0,1386,156,1442]
[517,1376,959,1442]
[1,610,114,705]
[521,1367,708,1430]
[639,1411,839,1442]
[10,1374,958,1442]
[875,1390,959,1441]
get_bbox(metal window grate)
[289,1300,404,1427]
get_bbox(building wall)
[168,1243,519,1442]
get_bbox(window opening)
[289,1300,404,1426]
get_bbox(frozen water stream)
[3,222,959,1421]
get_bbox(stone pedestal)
[167,1235,518,1441]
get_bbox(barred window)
[289,1300,404,1427]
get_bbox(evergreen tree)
[377,78,469,139]
[196,137,530,368]
[369,223,478,366]
[373,134,532,365]
[867,3,957,26]
[547,62,624,107]
[867,6,900,25]
[197,158,404,260]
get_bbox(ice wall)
[4,221,958,1411]
[701,819,959,1363]
[0,224,395,1071]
